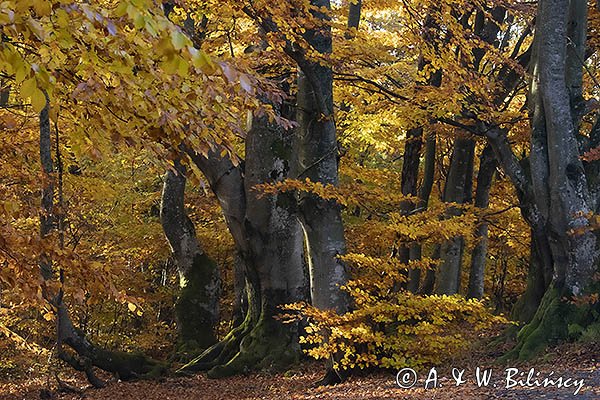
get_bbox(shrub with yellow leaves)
[282,254,509,370]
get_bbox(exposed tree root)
[178,311,299,378]
[57,303,166,385]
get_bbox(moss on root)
[177,310,299,379]
[501,287,596,362]
[206,316,299,378]
[91,348,167,380]
[177,313,254,374]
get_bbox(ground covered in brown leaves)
[2,342,600,399]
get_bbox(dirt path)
[2,343,600,399]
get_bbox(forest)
[1,0,600,399]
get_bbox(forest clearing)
[2,0,600,399]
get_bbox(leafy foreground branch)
[38,97,165,388]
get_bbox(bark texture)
[467,145,497,299]
[294,0,349,314]
[435,137,475,295]
[410,133,437,293]
[485,0,599,359]
[160,160,220,350]
[181,94,308,377]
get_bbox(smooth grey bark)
[182,94,309,376]
[467,145,497,299]
[435,137,475,295]
[533,0,596,296]
[160,160,219,350]
[244,108,308,309]
[479,0,600,360]
[187,150,247,253]
[294,0,349,314]
[566,0,587,127]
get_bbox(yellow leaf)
[31,88,47,112]
[190,47,214,73]
[33,1,52,16]
[21,77,37,98]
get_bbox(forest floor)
[2,341,600,399]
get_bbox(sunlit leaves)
[284,291,509,370]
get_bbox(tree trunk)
[435,137,475,295]
[510,233,553,323]
[415,133,437,294]
[160,160,220,351]
[39,100,163,386]
[347,0,361,33]
[398,127,422,291]
[405,15,443,293]
[499,0,599,360]
[181,97,308,377]
[294,0,349,314]
[420,244,440,295]
[532,0,596,297]
[467,145,497,299]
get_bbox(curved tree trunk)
[160,160,220,351]
[39,99,163,387]
[493,0,599,360]
[181,95,308,377]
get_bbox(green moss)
[92,348,167,380]
[270,136,292,160]
[175,253,219,351]
[579,322,600,343]
[502,287,596,362]
[206,314,299,378]
[177,312,254,373]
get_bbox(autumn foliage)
[1,0,600,390]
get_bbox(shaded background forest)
[0,0,599,388]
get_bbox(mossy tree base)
[179,319,299,378]
[501,287,596,362]
[178,305,300,378]
[175,253,220,355]
[66,348,167,381]
[207,317,298,378]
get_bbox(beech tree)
[490,0,599,358]
[4,0,600,389]
[160,160,220,351]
